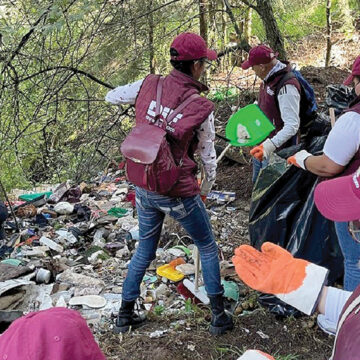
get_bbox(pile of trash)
[0,164,250,336]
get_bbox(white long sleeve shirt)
[105,79,217,182]
[323,110,360,165]
[264,61,301,148]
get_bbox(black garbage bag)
[325,84,356,116]
[257,294,302,318]
[249,136,344,316]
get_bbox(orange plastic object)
[156,258,186,282]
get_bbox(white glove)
[200,178,215,196]
[250,138,276,161]
[237,350,275,360]
[262,138,276,159]
[287,150,312,170]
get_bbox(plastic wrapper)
[249,136,344,316]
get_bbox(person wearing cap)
[105,32,233,335]
[287,55,360,291]
[241,44,302,183]
[231,170,360,359]
[0,307,106,360]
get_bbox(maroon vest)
[135,69,214,197]
[332,284,360,360]
[258,64,301,149]
[340,97,360,176]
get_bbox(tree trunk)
[199,0,208,43]
[253,0,287,60]
[325,0,332,67]
[148,0,155,74]
[338,0,354,33]
[244,7,252,42]
[223,0,251,52]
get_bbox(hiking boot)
[209,294,234,335]
[114,300,146,334]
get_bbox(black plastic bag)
[249,136,344,316]
[257,294,302,318]
[325,84,356,116]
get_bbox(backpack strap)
[166,93,201,123]
[154,76,165,123]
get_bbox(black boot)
[114,300,146,334]
[209,294,234,335]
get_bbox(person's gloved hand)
[232,242,328,315]
[287,150,311,170]
[200,178,214,201]
[250,139,276,161]
[237,350,274,360]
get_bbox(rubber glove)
[232,242,328,315]
[250,139,276,161]
[200,177,214,201]
[287,150,311,170]
[237,350,274,360]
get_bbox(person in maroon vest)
[232,168,360,359]
[105,33,233,335]
[241,45,302,183]
[288,55,360,294]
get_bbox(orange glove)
[201,195,207,203]
[286,150,311,170]
[250,139,276,162]
[250,144,264,161]
[232,242,328,315]
[238,350,274,360]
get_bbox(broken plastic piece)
[69,295,107,309]
[156,258,186,282]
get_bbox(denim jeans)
[122,187,223,301]
[335,221,360,291]
[252,158,269,183]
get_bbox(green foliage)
[0,0,358,192]
[153,305,165,316]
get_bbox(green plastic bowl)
[225,104,275,147]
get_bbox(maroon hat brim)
[314,174,360,222]
[344,73,354,86]
[241,60,251,70]
[206,49,217,61]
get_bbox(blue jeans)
[335,221,360,291]
[122,187,223,301]
[252,158,269,183]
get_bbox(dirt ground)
[99,309,332,360]
[96,61,351,360]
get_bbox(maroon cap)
[0,308,106,360]
[314,167,360,222]
[170,32,217,61]
[241,45,278,70]
[344,55,360,86]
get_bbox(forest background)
[0,0,359,192]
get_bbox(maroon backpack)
[121,76,199,194]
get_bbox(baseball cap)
[344,55,360,86]
[170,32,217,61]
[0,308,106,360]
[241,45,278,70]
[314,167,360,222]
